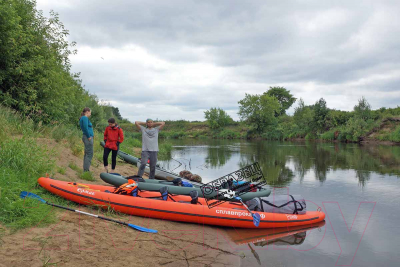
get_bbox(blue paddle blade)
[128,223,158,233]
[20,191,46,203]
[234,196,242,201]
[253,213,261,227]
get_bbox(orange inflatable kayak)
[38,177,325,229]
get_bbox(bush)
[321,130,336,141]
[158,142,172,160]
[204,107,233,129]
[345,117,369,142]
[261,125,284,140]
[170,131,187,139]
[389,125,400,142]
[305,133,317,140]
[216,129,240,139]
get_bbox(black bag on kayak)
[245,195,306,215]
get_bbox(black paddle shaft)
[46,202,129,227]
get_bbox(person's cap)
[146,118,153,122]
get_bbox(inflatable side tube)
[100,173,270,201]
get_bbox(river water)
[158,139,400,267]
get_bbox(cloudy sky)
[36,0,400,121]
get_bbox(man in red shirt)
[103,118,124,173]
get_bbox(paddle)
[235,196,261,227]
[20,191,157,233]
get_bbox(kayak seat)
[146,186,177,202]
[178,190,201,205]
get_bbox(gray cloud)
[37,0,400,120]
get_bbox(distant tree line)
[204,86,400,142]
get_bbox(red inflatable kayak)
[38,177,325,229]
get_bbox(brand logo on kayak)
[216,210,265,220]
[286,214,298,220]
[216,209,252,217]
[200,162,267,209]
[77,188,95,196]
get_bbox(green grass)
[68,162,80,172]
[0,226,6,246]
[0,139,58,230]
[80,171,95,181]
[158,142,173,160]
[57,166,66,175]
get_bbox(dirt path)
[0,139,240,266]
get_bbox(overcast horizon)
[36,0,400,122]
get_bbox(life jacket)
[172,178,193,187]
[113,179,138,195]
[181,181,193,187]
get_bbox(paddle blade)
[20,191,46,203]
[127,223,158,233]
[253,213,261,227]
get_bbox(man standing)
[135,119,165,179]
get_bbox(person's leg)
[82,136,87,171]
[103,147,112,172]
[85,137,94,171]
[82,136,93,171]
[111,149,118,171]
[137,151,150,177]
[148,151,158,179]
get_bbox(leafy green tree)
[312,98,329,133]
[265,86,297,116]
[0,0,121,127]
[111,107,123,120]
[238,93,280,132]
[354,96,371,120]
[293,98,313,136]
[204,107,233,129]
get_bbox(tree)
[354,96,371,120]
[265,86,297,116]
[312,98,329,133]
[293,98,313,135]
[204,107,232,129]
[238,93,280,132]
[0,0,122,126]
[111,107,123,120]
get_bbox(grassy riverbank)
[0,105,172,231]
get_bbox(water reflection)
[205,144,233,168]
[224,221,325,265]
[160,140,400,186]
[225,221,325,246]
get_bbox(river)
[158,139,400,267]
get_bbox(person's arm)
[80,117,91,139]
[104,127,108,142]
[135,121,145,131]
[118,128,124,144]
[154,121,165,130]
